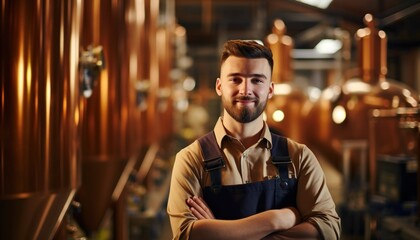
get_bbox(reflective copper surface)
[75,0,147,233]
[304,14,419,173]
[369,108,419,194]
[0,0,82,239]
[265,20,308,142]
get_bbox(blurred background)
[1,0,420,239]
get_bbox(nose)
[239,80,251,96]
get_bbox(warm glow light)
[273,83,292,95]
[296,0,333,9]
[267,33,279,45]
[17,48,24,135]
[45,74,51,173]
[392,96,400,108]
[343,79,371,94]
[175,25,186,37]
[17,54,24,106]
[74,105,80,126]
[272,110,285,122]
[135,0,145,26]
[408,97,418,107]
[332,105,346,124]
[323,85,340,100]
[380,81,390,90]
[176,99,189,112]
[100,69,109,154]
[372,109,381,117]
[60,19,64,63]
[26,62,32,91]
[183,76,196,91]
[307,86,321,102]
[130,53,137,82]
[315,39,342,54]
[402,89,412,98]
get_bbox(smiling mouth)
[234,99,257,107]
[234,97,257,105]
[237,100,254,104]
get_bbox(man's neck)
[221,113,265,148]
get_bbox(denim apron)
[198,131,298,220]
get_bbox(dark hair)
[220,40,274,72]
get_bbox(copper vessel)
[0,0,83,239]
[265,19,308,143]
[75,0,145,233]
[304,14,418,177]
[369,108,419,194]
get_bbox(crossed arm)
[186,196,320,240]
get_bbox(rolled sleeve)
[167,142,203,240]
[294,143,341,239]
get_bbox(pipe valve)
[79,46,105,98]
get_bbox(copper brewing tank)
[75,0,143,233]
[368,108,419,197]
[304,14,419,172]
[265,20,308,143]
[0,0,83,239]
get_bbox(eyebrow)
[227,73,268,79]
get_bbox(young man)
[167,40,341,239]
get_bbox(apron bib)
[198,131,297,220]
[203,177,297,220]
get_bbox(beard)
[222,95,267,123]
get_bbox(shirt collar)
[213,117,273,149]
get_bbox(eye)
[229,77,242,84]
[251,78,264,84]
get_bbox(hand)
[186,196,215,219]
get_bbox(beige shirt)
[167,117,341,239]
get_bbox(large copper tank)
[75,0,143,233]
[304,14,419,175]
[369,107,419,196]
[265,20,308,143]
[0,0,82,239]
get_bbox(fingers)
[193,196,212,215]
[186,196,215,219]
[190,206,205,219]
[196,196,215,219]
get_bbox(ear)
[268,81,274,99]
[215,78,222,96]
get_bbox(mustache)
[234,96,258,101]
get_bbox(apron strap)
[270,133,292,180]
[198,131,292,186]
[198,131,225,186]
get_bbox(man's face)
[216,56,273,123]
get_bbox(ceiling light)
[296,0,333,9]
[315,39,342,54]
